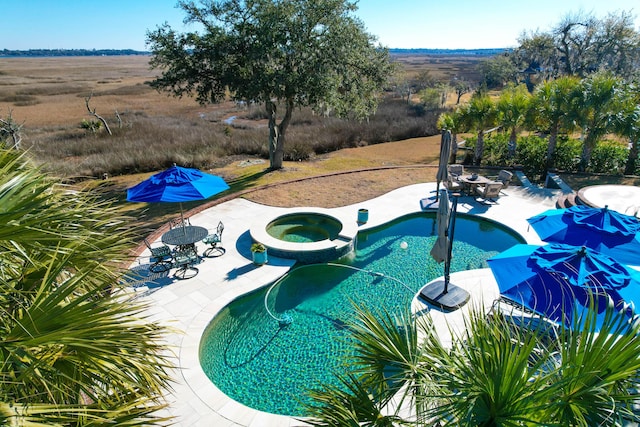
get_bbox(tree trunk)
[266,99,293,170]
[474,130,484,166]
[85,94,112,135]
[624,137,639,175]
[266,101,279,169]
[578,135,596,172]
[507,127,517,158]
[542,126,558,182]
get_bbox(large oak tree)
[146,0,393,170]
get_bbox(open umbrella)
[434,130,452,202]
[488,243,640,330]
[527,205,640,266]
[127,165,230,221]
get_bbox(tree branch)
[85,93,112,135]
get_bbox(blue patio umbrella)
[127,165,230,223]
[527,205,640,266]
[488,243,640,330]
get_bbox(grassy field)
[0,54,477,237]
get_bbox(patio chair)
[475,181,503,203]
[169,216,191,229]
[144,238,172,272]
[443,174,463,193]
[172,246,199,279]
[494,169,513,189]
[448,164,464,178]
[203,221,225,257]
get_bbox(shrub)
[589,140,628,174]
[472,133,629,181]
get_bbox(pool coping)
[133,183,558,426]
[249,207,358,261]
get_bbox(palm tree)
[531,76,580,181]
[614,83,640,175]
[461,93,498,166]
[574,72,625,172]
[306,300,640,426]
[496,84,532,161]
[0,149,173,425]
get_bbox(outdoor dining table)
[161,225,209,254]
[458,174,491,195]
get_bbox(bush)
[471,133,629,181]
[589,140,628,174]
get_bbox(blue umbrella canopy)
[127,165,230,203]
[527,205,640,266]
[488,243,640,330]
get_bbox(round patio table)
[162,225,209,247]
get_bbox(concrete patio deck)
[127,182,561,426]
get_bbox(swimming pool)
[199,211,524,416]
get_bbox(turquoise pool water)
[266,213,342,243]
[199,212,524,416]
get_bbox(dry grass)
[0,55,453,236]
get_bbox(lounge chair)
[203,221,225,257]
[172,247,199,279]
[144,238,172,272]
[475,181,503,202]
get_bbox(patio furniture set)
[444,165,512,202]
[146,220,225,279]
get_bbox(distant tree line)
[390,48,507,56]
[0,49,148,57]
[476,10,640,90]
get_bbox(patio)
[128,182,562,426]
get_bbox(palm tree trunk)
[624,137,638,175]
[542,126,558,182]
[474,130,484,166]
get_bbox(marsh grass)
[0,55,464,179]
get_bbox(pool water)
[266,213,342,243]
[199,212,523,416]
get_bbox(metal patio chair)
[172,246,199,279]
[203,221,225,257]
[144,238,172,273]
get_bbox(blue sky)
[2,0,638,51]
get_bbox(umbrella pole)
[443,196,458,293]
[180,203,186,235]
[420,193,469,311]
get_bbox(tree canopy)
[512,10,640,80]
[146,0,394,169]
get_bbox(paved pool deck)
[128,182,563,426]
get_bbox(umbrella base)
[419,280,470,311]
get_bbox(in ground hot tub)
[266,213,343,243]
[250,208,357,263]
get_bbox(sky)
[1,0,638,51]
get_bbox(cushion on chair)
[203,234,221,245]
